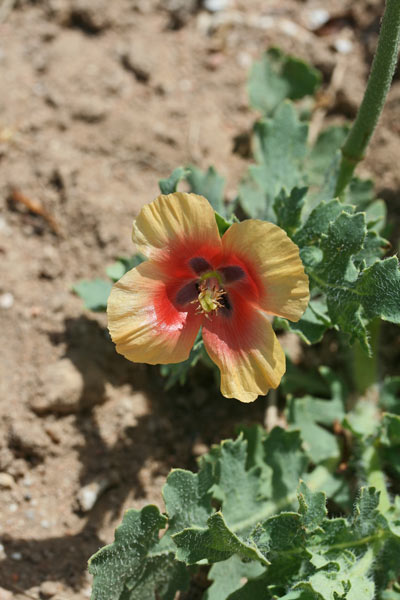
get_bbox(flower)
[107,192,309,402]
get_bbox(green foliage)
[159,166,189,195]
[73,278,113,311]
[89,420,400,599]
[73,253,144,311]
[239,102,308,221]
[106,254,145,281]
[272,192,398,352]
[185,165,227,216]
[248,47,322,116]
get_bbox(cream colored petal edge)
[202,311,286,403]
[107,261,201,365]
[132,192,221,259]
[222,220,309,322]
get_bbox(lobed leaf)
[158,166,189,195]
[89,505,189,600]
[186,165,227,216]
[248,47,321,116]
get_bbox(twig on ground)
[10,188,62,236]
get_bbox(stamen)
[191,280,226,317]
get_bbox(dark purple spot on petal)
[219,265,245,283]
[218,293,233,318]
[176,281,198,306]
[189,257,212,275]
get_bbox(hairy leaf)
[89,505,188,600]
[186,165,226,216]
[239,102,308,219]
[248,47,321,115]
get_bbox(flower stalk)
[335,0,400,197]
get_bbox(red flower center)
[174,256,246,319]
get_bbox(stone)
[76,473,118,512]
[40,581,62,598]
[0,473,14,489]
[0,447,13,471]
[203,0,230,12]
[0,293,13,309]
[31,358,106,414]
[0,587,13,600]
[9,419,49,459]
[70,97,109,123]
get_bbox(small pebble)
[0,293,13,309]
[0,587,13,600]
[0,216,11,235]
[11,552,22,560]
[41,519,50,529]
[76,473,118,512]
[40,580,62,598]
[334,38,353,54]
[203,0,230,11]
[0,543,6,560]
[0,473,14,489]
[8,503,18,513]
[307,8,330,30]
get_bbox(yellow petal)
[202,309,286,403]
[132,192,221,261]
[222,220,309,321]
[107,261,201,365]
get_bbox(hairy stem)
[335,0,400,196]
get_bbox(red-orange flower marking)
[107,193,309,402]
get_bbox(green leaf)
[240,102,308,219]
[173,511,270,566]
[306,125,349,191]
[275,298,331,345]
[238,174,273,221]
[274,186,307,237]
[89,505,189,600]
[186,165,226,216]
[159,167,188,195]
[286,393,344,464]
[214,212,233,236]
[263,428,309,503]
[160,336,205,389]
[106,254,145,281]
[162,466,214,536]
[365,199,387,231]
[297,481,327,531]
[204,555,265,600]
[380,414,400,478]
[344,177,375,210]
[293,199,354,248]
[248,47,321,115]
[73,278,112,311]
[210,437,270,533]
[381,377,400,414]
